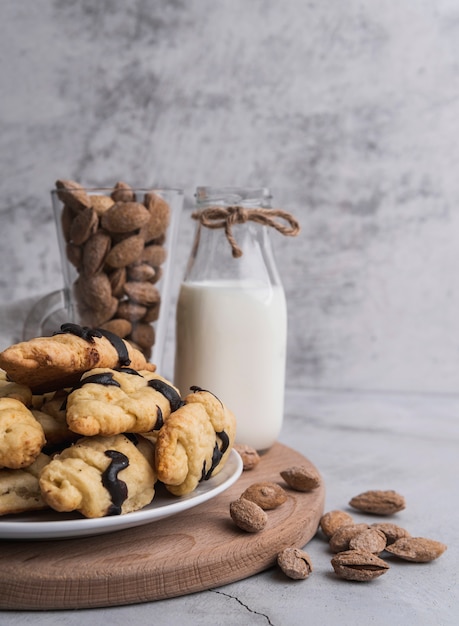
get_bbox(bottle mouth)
[195,187,272,207]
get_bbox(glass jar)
[174,187,289,452]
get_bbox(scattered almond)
[331,549,390,582]
[370,522,411,545]
[234,444,260,471]
[329,523,371,553]
[384,537,447,562]
[277,548,313,580]
[348,528,387,555]
[320,510,354,539]
[241,481,287,510]
[229,498,267,532]
[280,465,321,491]
[349,490,406,515]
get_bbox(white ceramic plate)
[0,449,242,540]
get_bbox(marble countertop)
[2,387,457,626]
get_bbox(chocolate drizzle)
[54,323,102,342]
[124,433,139,445]
[153,406,164,431]
[200,430,230,481]
[53,323,131,367]
[60,372,121,410]
[98,329,131,367]
[115,367,143,376]
[147,379,183,412]
[189,385,224,407]
[102,449,129,516]
[74,372,121,389]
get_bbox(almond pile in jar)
[53,180,174,360]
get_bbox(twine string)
[191,205,300,258]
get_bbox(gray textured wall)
[1,0,459,393]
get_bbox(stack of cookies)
[0,324,236,519]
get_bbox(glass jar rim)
[195,186,272,204]
[50,187,184,194]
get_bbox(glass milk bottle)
[174,187,300,452]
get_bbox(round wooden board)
[0,443,325,610]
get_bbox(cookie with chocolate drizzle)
[65,367,181,437]
[39,433,156,518]
[0,323,155,393]
[155,388,236,496]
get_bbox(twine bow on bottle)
[191,205,301,258]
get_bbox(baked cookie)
[0,453,50,516]
[39,433,156,518]
[0,323,156,393]
[32,389,79,452]
[0,398,46,469]
[65,367,182,437]
[155,387,236,496]
[0,369,32,406]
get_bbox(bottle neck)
[184,188,283,287]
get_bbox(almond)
[111,181,136,203]
[277,548,313,580]
[69,207,99,245]
[55,179,92,212]
[80,296,119,327]
[348,528,387,555]
[99,318,132,338]
[233,444,260,471]
[142,302,161,323]
[329,523,371,553]
[105,234,145,268]
[101,201,150,234]
[140,244,167,267]
[241,481,287,510]
[229,498,267,532]
[82,231,111,276]
[78,273,112,309]
[384,537,447,562]
[320,510,354,540]
[61,204,74,242]
[90,194,114,216]
[129,322,155,350]
[149,266,163,284]
[280,465,321,491]
[117,301,147,322]
[331,549,389,582]
[141,192,171,241]
[370,522,411,545]
[123,282,160,306]
[127,263,157,282]
[107,267,127,298]
[349,490,406,515]
[65,242,82,270]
